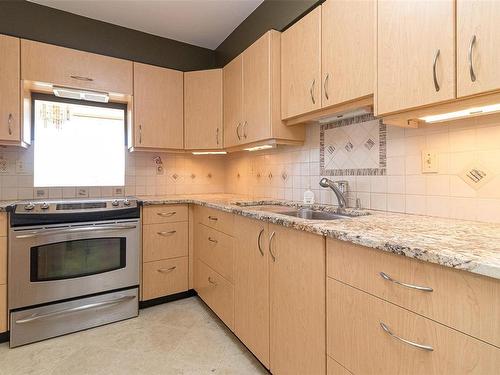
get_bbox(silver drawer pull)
[268,231,276,262]
[468,35,477,82]
[157,266,176,273]
[208,237,218,244]
[257,228,264,256]
[208,276,217,286]
[208,216,218,221]
[15,295,135,324]
[8,113,13,135]
[157,212,176,217]
[70,75,94,82]
[432,49,441,92]
[380,322,434,352]
[157,230,176,237]
[379,272,433,292]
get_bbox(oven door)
[9,219,140,309]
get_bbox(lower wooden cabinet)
[143,222,188,263]
[0,213,6,333]
[0,284,6,333]
[328,278,500,375]
[195,223,234,282]
[142,257,188,300]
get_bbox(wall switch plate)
[16,160,28,174]
[421,150,438,173]
[459,163,493,190]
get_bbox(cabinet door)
[0,35,20,142]
[234,216,270,368]
[269,224,325,375]
[377,0,455,115]
[321,0,374,107]
[184,69,223,149]
[242,32,272,143]
[133,62,183,149]
[457,0,500,98]
[281,6,321,120]
[223,55,243,148]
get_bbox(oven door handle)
[14,295,136,324]
[15,224,138,239]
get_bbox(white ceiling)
[29,0,264,49]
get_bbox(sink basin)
[279,209,345,220]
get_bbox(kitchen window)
[33,95,126,187]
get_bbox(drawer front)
[143,205,188,224]
[328,278,500,375]
[0,284,6,333]
[327,238,500,347]
[195,223,234,282]
[195,206,233,235]
[143,222,188,262]
[21,40,133,95]
[142,257,188,300]
[195,259,234,330]
[0,237,6,285]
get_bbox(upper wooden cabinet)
[133,62,183,150]
[457,0,500,98]
[281,6,321,120]
[184,69,223,150]
[321,0,374,107]
[376,0,455,115]
[21,40,132,95]
[224,30,304,149]
[0,35,21,144]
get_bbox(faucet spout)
[319,178,348,209]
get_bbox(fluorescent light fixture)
[192,151,227,155]
[243,144,274,152]
[317,107,371,124]
[419,103,500,123]
[53,86,110,103]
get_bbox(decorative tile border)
[320,113,387,176]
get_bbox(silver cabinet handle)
[15,295,135,324]
[208,215,218,221]
[432,49,441,92]
[157,266,176,273]
[216,128,220,145]
[324,74,329,101]
[7,113,13,135]
[70,75,94,82]
[268,231,276,262]
[243,121,248,139]
[379,272,433,292]
[257,228,265,256]
[157,211,176,217]
[468,35,477,82]
[208,276,217,286]
[139,124,142,144]
[15,224,137,239]
[236,122,242,140]
[310,79,316,104]
[157,230,176,237]
[380,322,434,352]
[208,236,218,244]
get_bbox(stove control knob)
[24,203,35,211]
[40,202,50,210]
[112,200,120,207]
[123,199,131,206]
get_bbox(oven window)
[30,238,126,281]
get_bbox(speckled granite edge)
[141,195,500,281]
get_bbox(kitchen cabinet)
[0,212,6,333]
[281,6,321,120]
[142,257,188,301]
[0,35,20,144]
[321,0,374,108]
[143,222,188,263]
[184,69,223,150]
[376,0,455,115]
[457,0,500,98]
[234,217,270,368]
[269,223,325,375]
[21,39,132,94]
[133,62,183,150]
[223,30,304,149]
[195,223,234,282]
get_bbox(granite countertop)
[140,194,500,280]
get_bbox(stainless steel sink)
[278,208,345,220]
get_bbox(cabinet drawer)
[195,223,234,282]
[142,257,188,300]
[0,237,6,285]
[195,206,233,235]
[143,205,188,224]
[143,222,188,262]
[195,259,234,330]
[0,284,6,333]
[21,40,133,94]
[328,279,500,375]
[327,238,500,347]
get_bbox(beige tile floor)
[0,297,269,375]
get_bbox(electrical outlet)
[16,160,27,174]
[421,150,438,173]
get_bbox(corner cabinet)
[132,62,184,151]
[184,69,223,150]
[223,30,304,149]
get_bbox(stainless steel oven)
[8,198,141,347]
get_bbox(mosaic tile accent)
[320,113,386,176]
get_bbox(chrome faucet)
[319,178,348,210]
